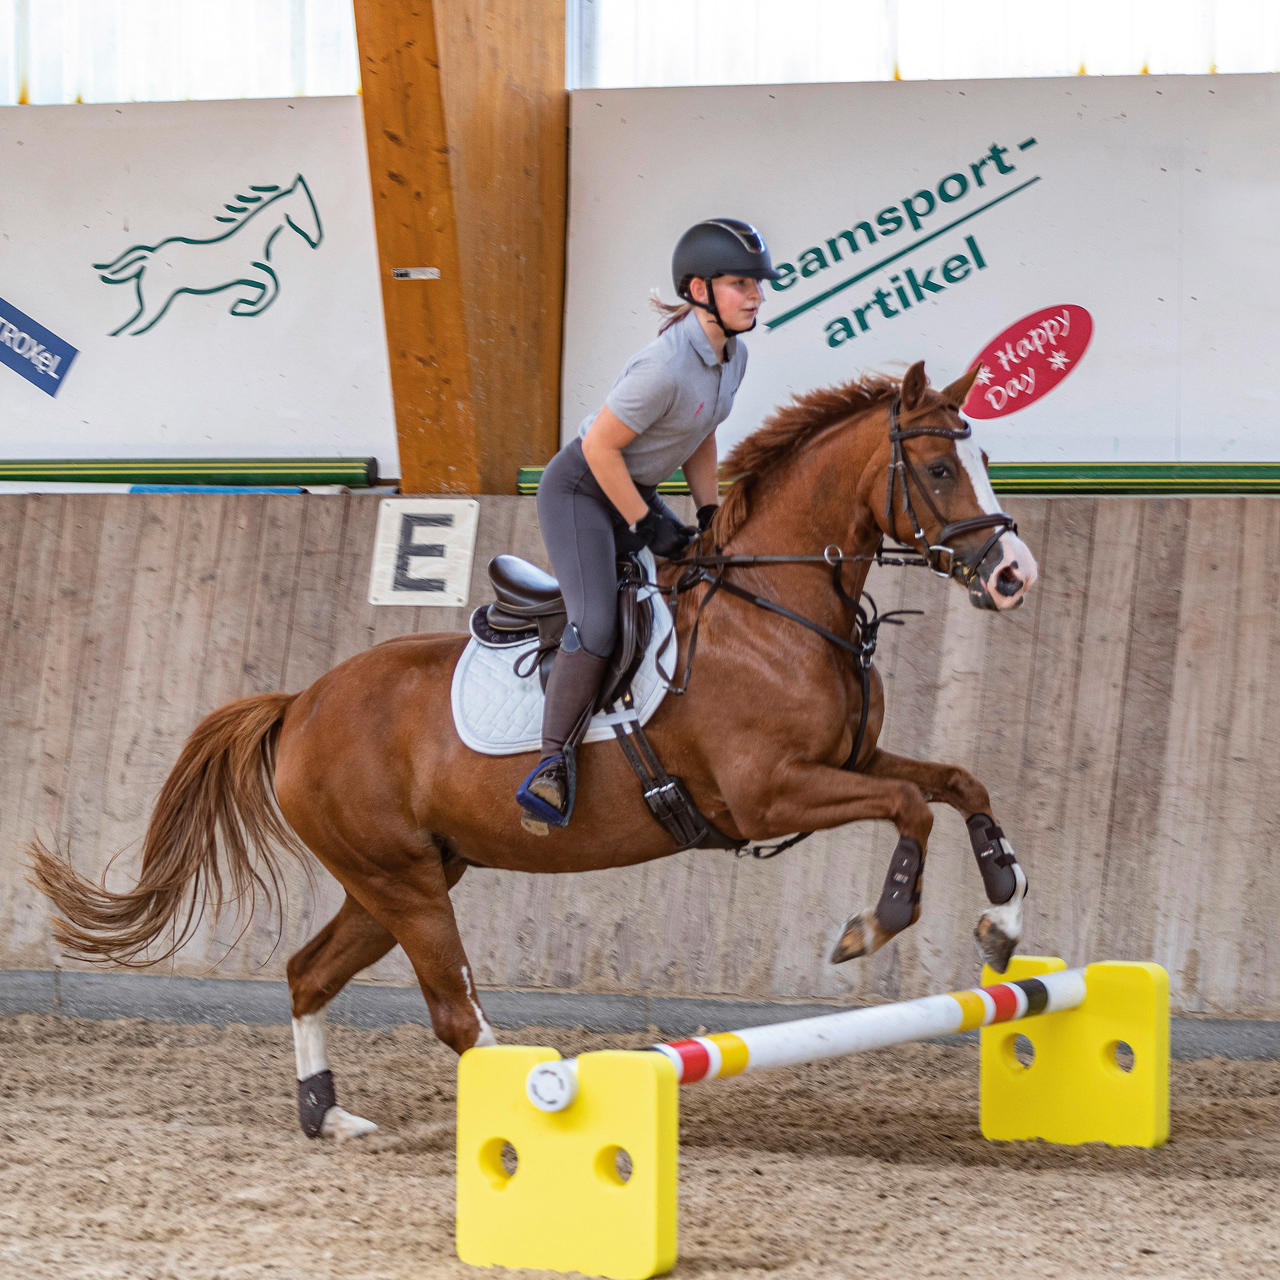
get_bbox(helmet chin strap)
[691,277,757,338]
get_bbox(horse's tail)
[93,246,153,283]
[28,692,309,968]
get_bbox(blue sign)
[0,295,78,397]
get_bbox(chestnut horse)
[31,360,1038,1139]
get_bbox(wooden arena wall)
[1,493,1276,1017]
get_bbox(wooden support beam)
[354,0,478,494]
[355,1,567,495]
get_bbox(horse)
[30,359,1038,1140]
[93,174,323,336]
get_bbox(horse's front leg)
[723,764,935,964]
[859,749,1028,972]
[230,262,280,316]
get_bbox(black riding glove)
[696,503,719,532]
[632,508,694,560]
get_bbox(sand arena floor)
[2,1013,1278,1279]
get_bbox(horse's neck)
[726,431,882,622]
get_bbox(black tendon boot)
[516,637,609,835]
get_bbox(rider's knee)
[566,619,614,660]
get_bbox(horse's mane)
[214,184,282,226]
[713,373,902,542]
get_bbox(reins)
[658,542,927,698]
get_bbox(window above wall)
[569,0,1280,89]
[0,0,359,105]
[6,2,1276,107]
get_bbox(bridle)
[885,394,1016,585]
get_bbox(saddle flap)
[600,557,654,708]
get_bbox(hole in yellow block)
[1108,1040,1136,1074]
[595,1144,634,1186]
[478,1137,519,1188]
[1000,1032,1035,1071]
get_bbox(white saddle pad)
[450,550,675,756]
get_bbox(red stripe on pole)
[666,1039,711,1083]
[985,982,1020,1023]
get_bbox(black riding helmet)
[672,217,782,336]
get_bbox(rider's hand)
[631,509,695,560]
[696,503,718,533]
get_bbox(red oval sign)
[963,303,1093,419]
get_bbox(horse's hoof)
[974,915,1018,974]
[830,913,877,964]
[320,1106,379,1141]
[974,866,1027,973]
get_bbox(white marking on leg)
[981,862,1027,941]
[292,1005,378,1139]
[461,964,498,1047]
[292,1009,330,1079]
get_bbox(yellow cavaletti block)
[456,1045,678,1280]
[980,956,1170,1147]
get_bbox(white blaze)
[955,434,1038,604]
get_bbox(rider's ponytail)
[650,290,691,334]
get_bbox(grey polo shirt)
[576,308,747,487]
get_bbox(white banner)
[563,74,1280,463]
[0,97,397,473]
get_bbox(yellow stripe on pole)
[706,1033,750,1078]
[949,989,990,1032]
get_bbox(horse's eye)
[927,463,952,480]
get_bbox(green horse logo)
[94,174,323,336]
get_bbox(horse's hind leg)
[287,847,482,1141]
[354,844,498,1060]
[844,748,1028,972]
[287,894,397,1139]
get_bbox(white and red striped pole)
[525,969,1086,1112]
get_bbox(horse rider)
[516,217,782,835]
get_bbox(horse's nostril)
[996,566,1022,598]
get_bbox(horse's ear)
[940,364,981,409]
[901,361,928,411]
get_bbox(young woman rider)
[516,217,782,835]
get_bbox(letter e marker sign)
[369,498,479,606]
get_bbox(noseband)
[885,395,1015,584]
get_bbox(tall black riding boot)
[516,639,609,835]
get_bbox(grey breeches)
[537,438,659,659]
